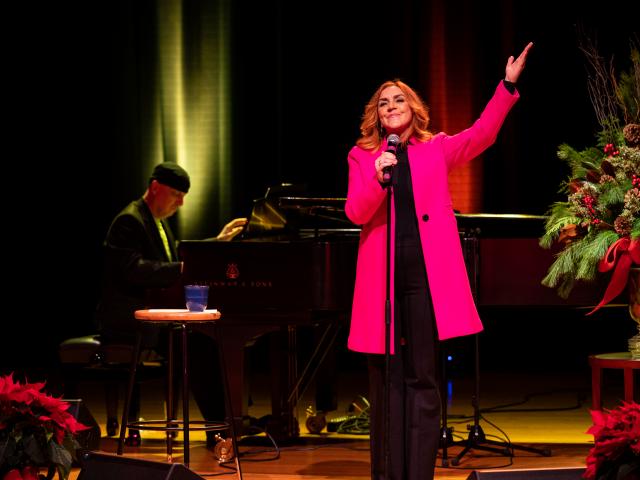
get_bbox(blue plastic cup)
[184,285,209,312]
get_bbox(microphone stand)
[383,177,392,480]
[381,134,398,480]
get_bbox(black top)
[391,145,421,246]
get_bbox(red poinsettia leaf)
[0,375,9,394]
[41,408,88,435]
[37,394,69,414]
[63,413,89,433]
[3,468,23,480]
[24,380,46,393]
[593,436,632,460]
[584,444,609,480]
[587,410,608,436]
[582,449,604,480]
[620,401,640,414]
[6,388,36,405]
[583,459,598,480]
[20,466,40,480]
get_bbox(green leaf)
[22,433,47,465]
[49,442,72,479]
[0,437,16,466]
[539,203,581,249]
[599,183,626,207]
[631,218,640,239]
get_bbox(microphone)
[382,134,400,184]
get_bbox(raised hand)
[505,42,533,83]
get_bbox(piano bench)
[58,335,163,438]
[589,352,640,410]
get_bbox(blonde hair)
[356,79,433,151]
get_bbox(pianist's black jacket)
[94,198,182,343]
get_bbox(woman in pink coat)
[345,42,533,480]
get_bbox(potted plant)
[0,373,88,480]
[584,401,640,480]
[540,39,639,319]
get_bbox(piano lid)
[243,184,357,238]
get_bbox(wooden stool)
[116,309,242,479]
[588,352,640,410]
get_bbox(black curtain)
[3,0,638,373]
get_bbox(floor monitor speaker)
[77,451,205,480]
[466,467,585,479]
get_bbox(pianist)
[345,43,533,480]
[94,161,247,445]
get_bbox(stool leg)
[166,326,175,460]
[181,324,190,467]
[216,325,243,480]
[117,333,142,455]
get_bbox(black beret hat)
[149,162,190,193]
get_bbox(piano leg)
[196,320,342,442]
[273,321,343,440]
[267,328,300,440]
[195,323,279,432]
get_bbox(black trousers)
[368,241,441,480]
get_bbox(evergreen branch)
[541,229,619,296]
[596,127,625,148]
[632,218,640,238]
[574,230,619,280]
[557,144,603,180]
[541,245,578,297]
[599,182,626,207]
[539,203,581,249]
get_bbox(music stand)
[444,224,551,466]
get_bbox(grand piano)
[175,187,610,440]
[178,185,359,439]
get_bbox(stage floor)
[64,366,631,479]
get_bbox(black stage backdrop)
[2,0,638,375]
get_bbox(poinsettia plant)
[0,373,88,480]
[540,39,640,311]
[584,401,640,480]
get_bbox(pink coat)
[345,82,519,354]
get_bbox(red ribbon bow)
[587,238,640,315]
